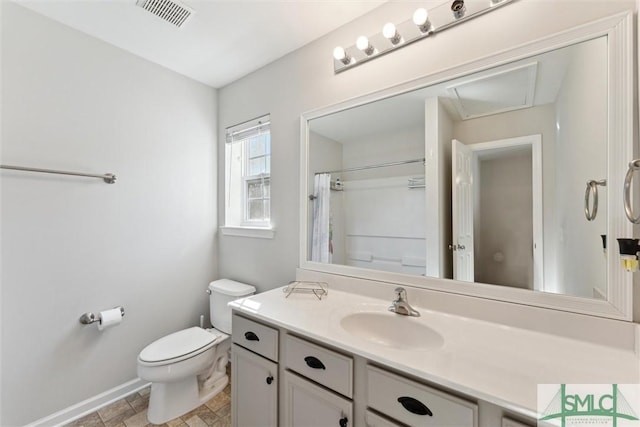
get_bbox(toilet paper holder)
[79,306,125,325]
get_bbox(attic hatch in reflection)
[135,0,194,28]
[447,62,538,120]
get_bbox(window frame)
[224,114,273,234]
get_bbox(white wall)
[1,3,218,425]
[341,127,424,180]
[476,150,534,289]
[554,37,608,298]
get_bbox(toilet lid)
[139,327,221,364]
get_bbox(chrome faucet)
[388,287,420,317]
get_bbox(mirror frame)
[299,12,634,321]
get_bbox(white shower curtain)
[311,173,332,263]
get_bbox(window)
[224,115,271,230]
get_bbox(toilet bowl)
[138,327,230,423]
[137,279,256,424]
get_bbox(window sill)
[220,226,275,239]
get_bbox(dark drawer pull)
[397,396,433,416]
[244,331,259,341]
[339,416,348,427]
[304,356,326,370]
[266,375,274,385]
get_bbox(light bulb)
[333,46,351,65]
[382,22,401,45]
[356,36,369,51]
[382,22,396,39]
[413,8,431,33]
[356,35,375,56]
[412,8,428,26]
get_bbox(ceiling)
[14,0,386,88]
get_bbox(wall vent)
[135,0,194,28]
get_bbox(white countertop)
[229,287,640,419]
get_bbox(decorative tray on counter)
[282,281,328,300]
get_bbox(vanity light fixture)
[356,36,375,56]
[333,0,515,73]
[382,23,402,45]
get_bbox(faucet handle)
[394,287,407,300]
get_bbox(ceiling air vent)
[135,0,194,28]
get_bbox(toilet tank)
[208,279,256,334]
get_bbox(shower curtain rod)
[316,158,425,175]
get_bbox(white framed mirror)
[299,12,634,320]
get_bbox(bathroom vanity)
[229,283,639,427]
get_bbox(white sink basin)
[339,312,444,351]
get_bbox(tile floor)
[63,382,231,427]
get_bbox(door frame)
[466,134,543,291]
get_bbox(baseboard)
[24,378,150,427]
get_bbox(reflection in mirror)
[307,36,608,300]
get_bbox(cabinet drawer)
[284,334,353,398]
[366,365,478,427]
[365,410,403,427]
[232,314,279,362]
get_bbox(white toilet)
[137,279,256,424]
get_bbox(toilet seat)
[138,327,227,366]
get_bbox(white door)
[231,344,278,427]
[283,370,353,427]
[452,139,475,282]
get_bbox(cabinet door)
[283,370,353,427]
[231,344,277,427]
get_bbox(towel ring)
[584,179,607,221]
[624,159,640,224]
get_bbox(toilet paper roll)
[98,308,123,331]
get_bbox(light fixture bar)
[333,0,515,73]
